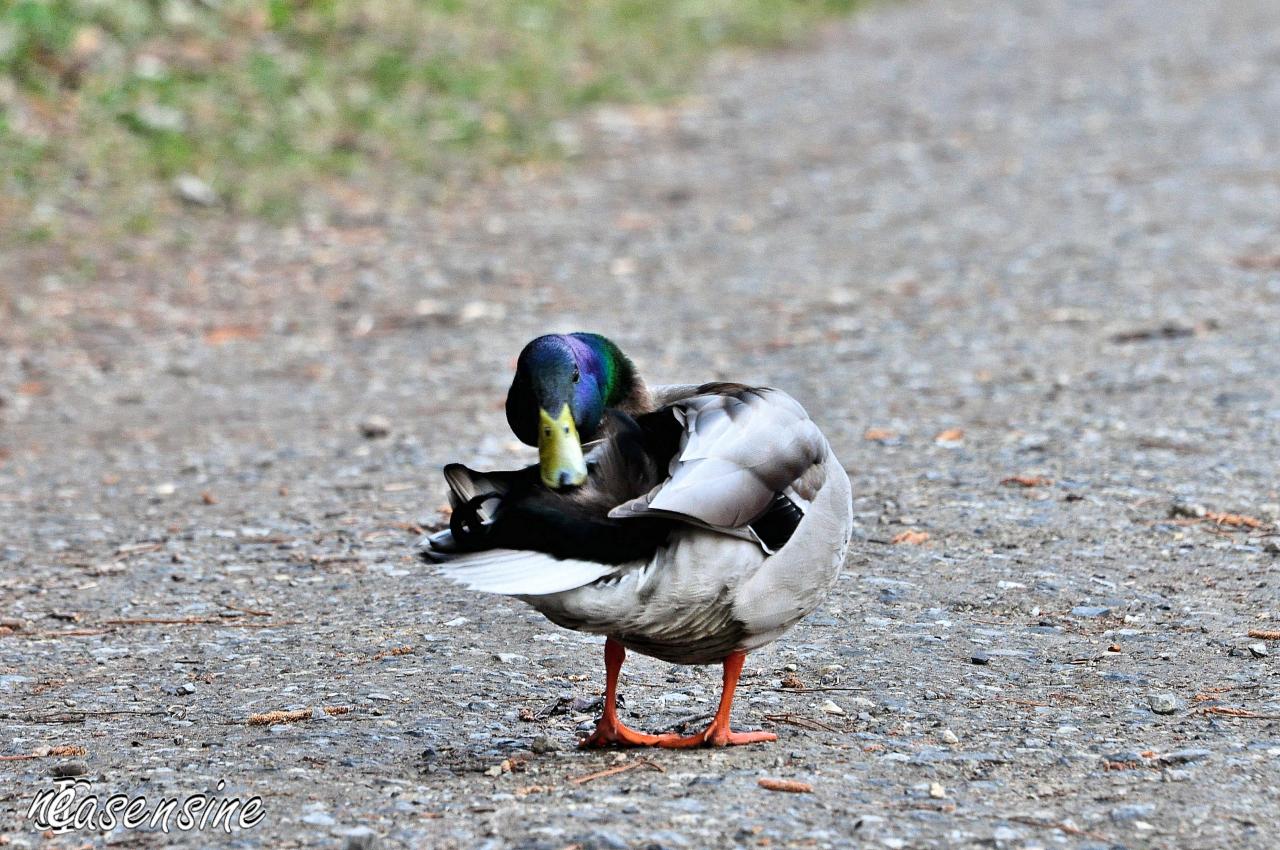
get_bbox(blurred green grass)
[0,0,857,239]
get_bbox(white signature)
[26,778,266,834]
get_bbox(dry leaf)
[934,428,964,444]
[891,530,930,545]
[204,325,260,345]
[1200,706,1265,718]
[1235,255,1280,271]
[757,778,813,793]
[1001,475,1052,487]
[48,745,87,757]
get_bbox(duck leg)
[579,638,663,748]
[653,650,777,748]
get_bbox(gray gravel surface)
[4,0,1280,847]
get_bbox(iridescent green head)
[505,333,638,489]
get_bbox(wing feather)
[433,548,620,596]
[609,386,826,531]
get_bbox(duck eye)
[571,367,580,384]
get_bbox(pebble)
[1071,606,1112,618]
[819,700,845,716]
[1147,692,1179,714]
[133,103,186,133]
[343,827,378,850]
[970,651,991,665]
[172,174,218,206]
[494,653,528,664]
[585,831,628,850]
[1159,748,1212,765]
[928,782,946,798]
[300,811,336,827]
[1248,642,1269,658]
[940,728,960,744]
[1170,500,1208,518]
[531,735,558,754]
[359,416,392,439]
[49,761,88,778]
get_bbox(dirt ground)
[3,0,1280,847]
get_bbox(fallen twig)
[1,708,166,724]
[1008,816,1107,841]
[764,713,842,733]
[101,617,301,629]
[1247,629,1280,641]
[218,602,273,617]
[568,759,664,785]
[114,542,164,559]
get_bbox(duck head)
[506,333,638,490]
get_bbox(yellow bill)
[538,404,587,489]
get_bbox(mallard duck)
[423,333,852,747]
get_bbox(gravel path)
[4,0,1280,847]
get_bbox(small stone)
[484,764,503,777]
[531,735,558,755]
[1263,540,1280,556]
[494,653,527,664]
[343,826,378,850]
[970,651,991,665]
[133,103,186,133]
[300,810,336,827]
[928,781,946,798]
[1170,500,1207,519]
[940,728,959,744]
[177,682,196,695]
[818,700,845,716]
[1071,606,1112,618]
[1110,803,1155,822]
[1248,642,1269,658]
[172,174,217,206]
[50,761,88,778]
[1159,748,1212,765]
[1147,692,1179,715]
[359,416,392,439]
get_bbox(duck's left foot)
[579,716,664,748]
[653,725,778,749]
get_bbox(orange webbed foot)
[578,717,665,749]
[653,725,778,749]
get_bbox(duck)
[422,332,852,748]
